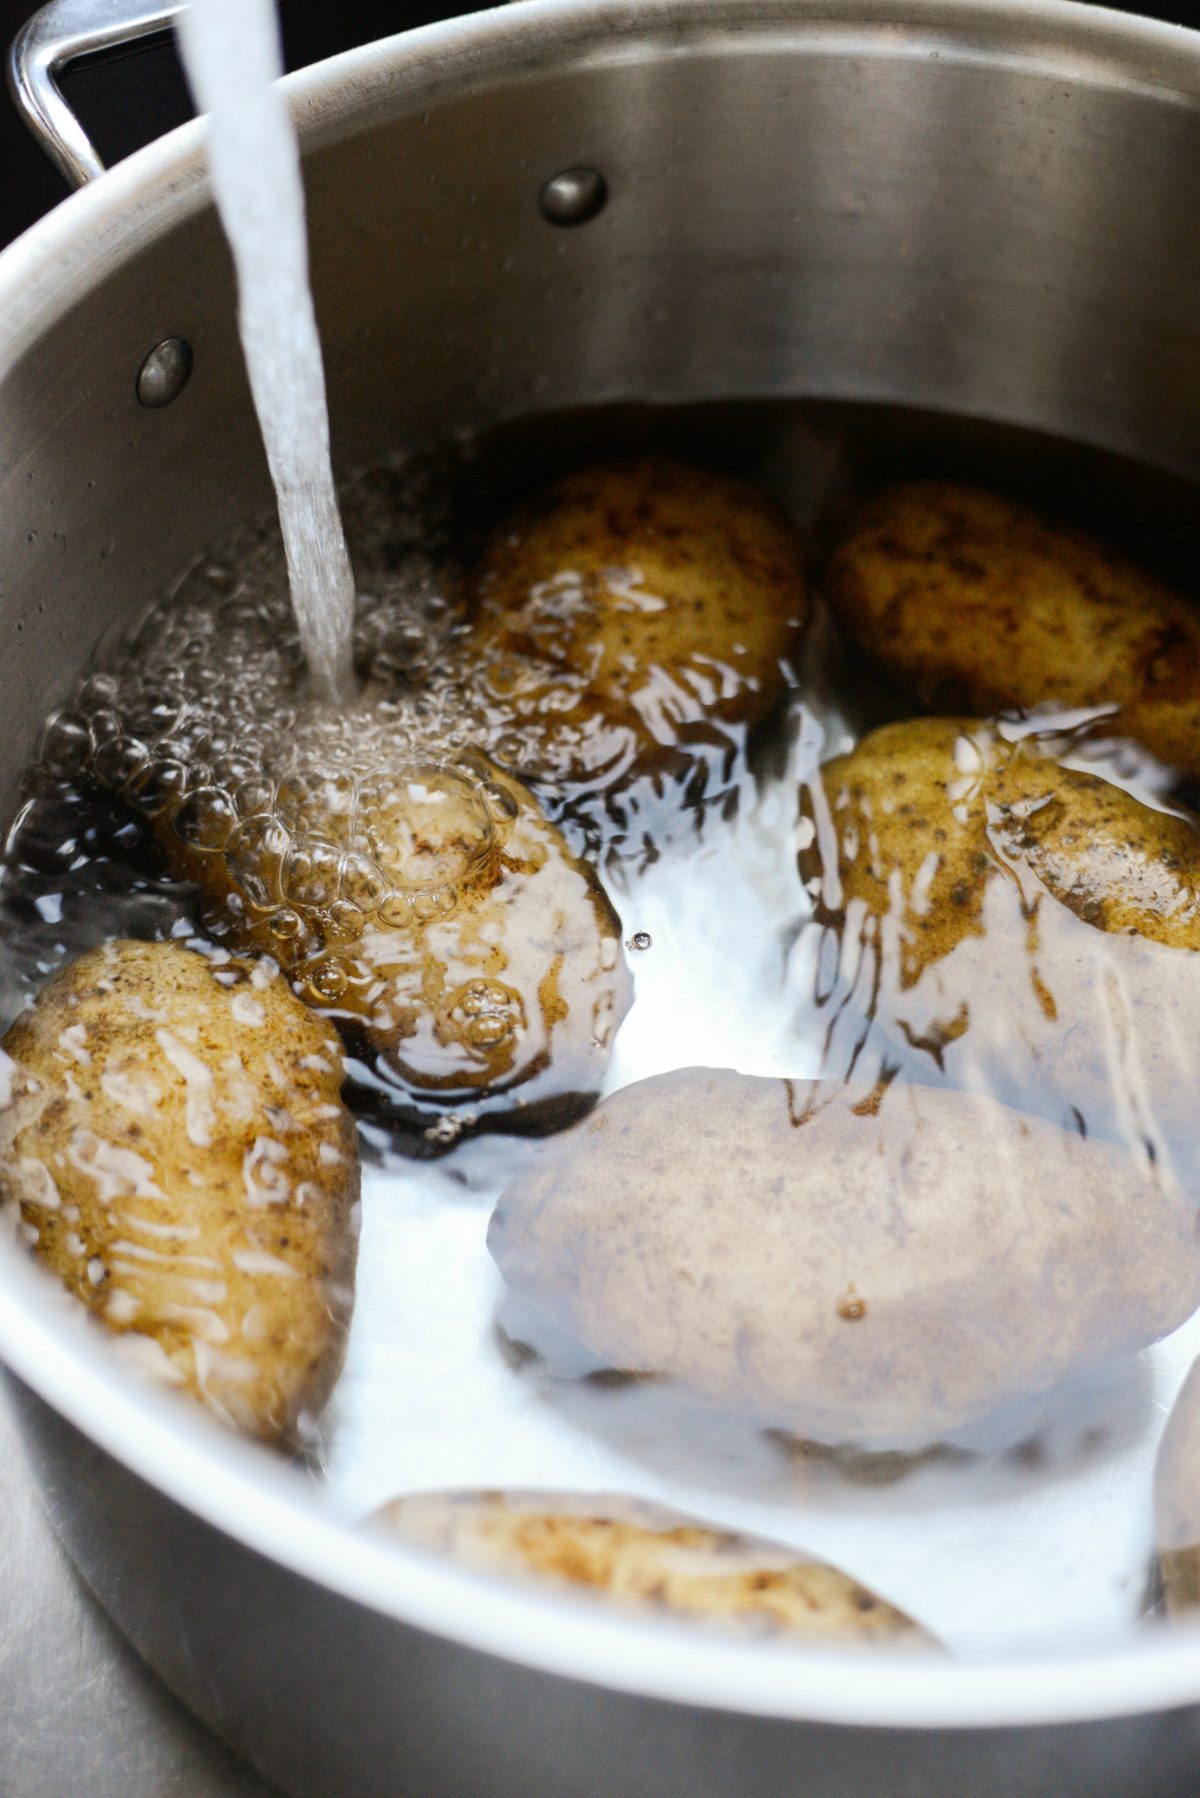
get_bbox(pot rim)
[4,0,1200,1734]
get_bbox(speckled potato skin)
[801,717,998,983]
[490,1070,1200,1443]
[373,1489,932,1644]
[804,718,1200,985]
[803,719,1200,1143]
[1155,1360,1200,1614]
[0,939,359,1446]
[159,757,631,1134]
[467,457,809,794]
[824,483,1200,770]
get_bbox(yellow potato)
[801,717,998,984]
[467,457,809,802]
[130,753,631,1138]
[0,939,359,1446]
[1155,1360,1200,1614]
[373,1489,933,1644]
[803,718,1200,1147]
[824,482,1200,769]
[489,1069,1200,1443]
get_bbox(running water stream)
[175,0,356,704]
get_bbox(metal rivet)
[538,167,607,227]
[136,337,194,409]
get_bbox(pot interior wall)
[3,9,1200,810]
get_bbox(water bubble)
[304,958,348,1002]
[226,815,290,906]
[283,838,343,910]
[172,785,238,853]
[77,672,121,711]
[483,655,528,700]
[365,762,495,897]
[339,851,385,914]
[413,884,457,922]
[326,899,365,943]
[218,596,273,640]
[210,757,257,793]
[88,709,122,746]
[424,1114,463,1146]
[235,777,275,817]
[627,931,653,952]
[275,771,320,829]
[492,732,526,767]
[92,735,151,792]
[267,906,302,940]
[39,711,93,778]
[128,758,189,815]
[126,697,183,741]
[447,978,521,1055]
[201,560,237,594]
[378,889,413,928]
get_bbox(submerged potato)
[142,752,630,1136]
[824,483,1200,769]
[373,1489,932,1644]
[1155,1360,1200,1614]
[806,718,1200,980]
[489,1070,1200,1443]
[804,718,1200,1145]
[0,939,359,1445]
[467,457,809,801]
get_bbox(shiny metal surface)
[8,0,185,187]
[0,1388,273,1797]
[14,1369,1200,1798]
[5,0,1200,1789]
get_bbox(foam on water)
[176,0,356,703]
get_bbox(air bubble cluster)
[33,459,530,981]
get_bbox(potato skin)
[467,457,809,800]
[157,754,631,1136]
[806,718,1200,981]
[1156,1360,1200,1614]
[802,717,997,984]
[489,1070,1200,1443]
[373,1489,932,1644]
[824,482,1200,770]
[804,718,1200,1142]
[0,939,359,1446]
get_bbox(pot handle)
[8,0,185,189]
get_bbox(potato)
[489,1070,1200,1443]
[801,716,999,985]
[139,752,630,1138]
[1155,1359,1200,1614]
[466,457,809,803]
[0,939,359,1446]
[804,718,1200,1146]
[824,482,1200,770]
[372,1489,932,1644]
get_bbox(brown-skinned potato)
[0,938,359,1446]
[137,753,630,1138]
[824,482,1200,770]
[1155,1359,1200,1614]
[372,1489,934,1644]
[804,718,1200,981]
[802,718,1200,1145]
[467,457,809,802]
[489,1070,1200,1444]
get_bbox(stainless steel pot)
[5,1,1200,1791]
